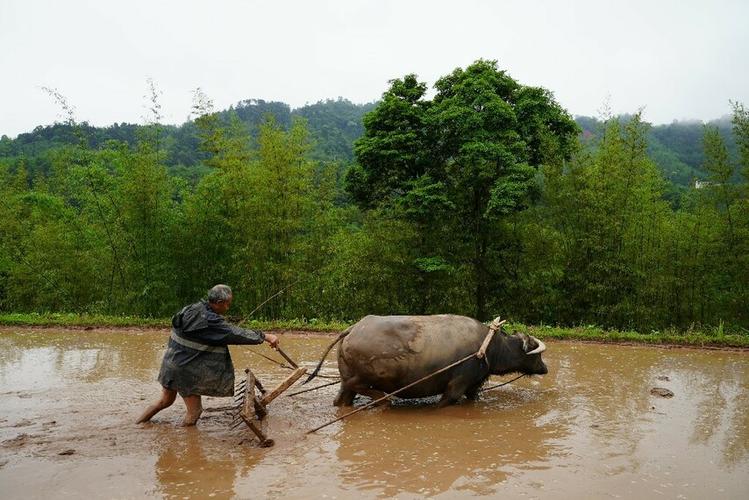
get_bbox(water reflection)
[332,381,569,496]
[326,343,749,496]
[151,426,261,500]
[0,329,166,390]
[543,346,657,473]
[686,355,749,468]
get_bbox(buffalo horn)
[526,336,546,355]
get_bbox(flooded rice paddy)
[0,328,747,499]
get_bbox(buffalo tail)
[303,325,353,384]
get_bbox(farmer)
[137,284,279,426]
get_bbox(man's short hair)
[208,284,233,304]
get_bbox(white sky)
[1,0,747,138]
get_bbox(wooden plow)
[231,364,307,447]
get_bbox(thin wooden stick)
[248,349,337,378]
[287,379,341,397]
[260,367,307,405]
[249,349,289,368]
[246,274,310,318]
[274,346,299,368]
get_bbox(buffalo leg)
[334,385,356,406]
[465,381,484,401]
[437,394,460,408]
[438,377,471,407]
[355,387,390,406]
[334,375,381,407]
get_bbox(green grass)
[507,323,749,349]
[0,313,746,348]
[0,312,348,332]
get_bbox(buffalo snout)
[528,357,548,375]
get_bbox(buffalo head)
[519,332,548,374]
[491,331,548,376]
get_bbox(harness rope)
[479,373,526,392]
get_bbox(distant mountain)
[574,115,738,186]
[0,100,740,190]
[0,98,376,182]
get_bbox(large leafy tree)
[349,60,578,319]
[430,61,578,319]
[347,74,432,209]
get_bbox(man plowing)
[137,284,279,426]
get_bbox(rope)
[248,349,289,368]
[247,350,338,378]
[479,374,526,392]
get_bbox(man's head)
[207,284,233,314]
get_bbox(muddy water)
[0,329,747,499]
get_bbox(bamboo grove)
[1,61,747,331]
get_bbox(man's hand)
[264,333,280,348]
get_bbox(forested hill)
[576,114,738,186]
[0,98,737,188]
[0,98,376,182]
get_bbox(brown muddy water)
[0,328,747,499]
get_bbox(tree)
[347,74,432,209]
[350,60,578,319]
[732,101,749,181]
[541,114,672,328]
[693,105,749,325]
[702,125,738,245]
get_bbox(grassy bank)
[0,312,348,333]
[0,313,747,348]
[508,323,749,349]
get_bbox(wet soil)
[0,328,747,499]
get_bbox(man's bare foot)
[137,387,177,424]
[181,394,203,426]
[181,410,202,426]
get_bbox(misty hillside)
[0,98,739,188]
[575,114,738,186]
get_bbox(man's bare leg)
[182,395,203,426]
[136,387,177,424]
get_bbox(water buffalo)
[305,314,547,406]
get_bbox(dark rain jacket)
[157,300,265,397]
